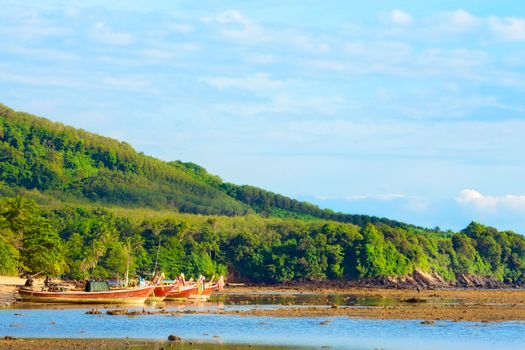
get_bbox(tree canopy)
[0,105,524,285]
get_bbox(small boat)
[16,284,155,304]
[164,284,199,301]
[187,283,218,301]
[149,284,175,301]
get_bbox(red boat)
[164,284,198,301]
[149,284,175,301]
[187,284,218,301]
[16,285,155,304]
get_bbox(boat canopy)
[85,281,110,292]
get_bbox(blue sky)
[1,1,525,232]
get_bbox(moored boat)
[187,283,218,301]
[149,284,175,301]
[163,284,198,301]
[16,284,155,304]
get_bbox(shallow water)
[1,308,525,350]
[2,292,525,350]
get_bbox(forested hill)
[0,104,401,227]
[1,104,525,286]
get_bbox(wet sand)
[0,338,293,350]
[216,302,525,322]
[219,285,525,321]
[228,284,525,303]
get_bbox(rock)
[402,298,427,303]
[420,320,435,325]
[168,334,182,341]
[86,309,102,315]
[106,309,128,316]
[4,336,16,340]
[455,273,504,289]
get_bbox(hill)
[0,104,402,227]
[1,104,524,286]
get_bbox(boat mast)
[153,236,161,273]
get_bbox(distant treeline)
[0,104,403,228]
[1,196,524,285]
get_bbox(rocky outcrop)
[358,269,515,289]
[454,274,505,288]
[357,269,450,289]
[262,269,520,290]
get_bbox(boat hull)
[187,284,218,301]
[149,285,175,301]
[164,285,198,301]
[17,285,155,304]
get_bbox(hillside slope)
[0,104,401,226]
[1,105,524,285]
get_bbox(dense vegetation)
[0,104,401,227]
[0,105,524,285]
[1,196,524,284]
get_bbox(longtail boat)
[16,285,155,304]
[164,284,199,301]
[187,283,218,301]
[149,284,175,301]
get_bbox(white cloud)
[488,16,525,41]
[447,9,478,29]
[0,12,70,39]
[4,46,77,61]
[427,9,479,34]
[201,73,346,116]
[242,53,279,64]
[200,73,285,94]
[390,9,413,26]
[213,9,250,26]
[89,22,134,45]
[203,9,265,42]
[204,10,331,54]
[457,189,525,212]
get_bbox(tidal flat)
[0,338,302,350]
[2,282,525,349]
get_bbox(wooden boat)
[187,283,218,301]
[16,285,155,304]
[164,284,198,301]
[149,284,175,301]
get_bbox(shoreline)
[0,338,295,350]
[2,277,525,322]
[226,284,525,299]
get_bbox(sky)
[1,1,525,232]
